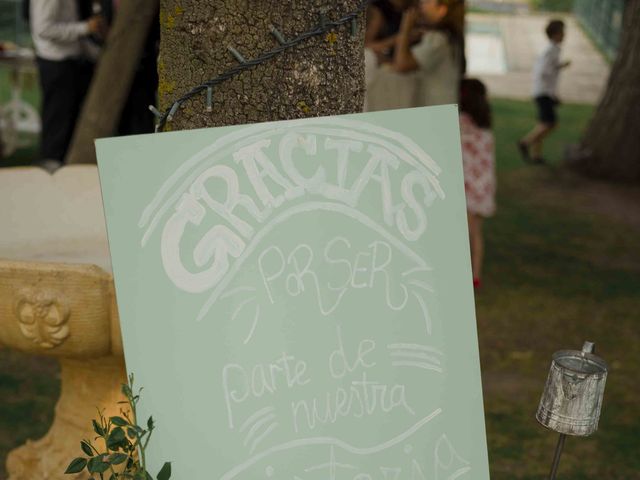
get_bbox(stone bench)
[0,165,124,480]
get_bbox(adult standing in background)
[366,0,415,63]
[30,0,106,167]
[391,0,465,106]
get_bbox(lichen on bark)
[158,0,365,130]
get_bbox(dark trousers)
[36,57,93,162]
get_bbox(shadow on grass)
[0,349,59,479]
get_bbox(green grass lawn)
[481,217,640,478]
[1,98,639,479]
[0,351,59,478]
[481,99,640,478]
[492,98,595,171]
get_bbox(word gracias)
[160,132,443,293]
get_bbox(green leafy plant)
[64,373,171,480]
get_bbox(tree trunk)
[66,0,159,165]
[158,0,365,131]
[568,0,640,182]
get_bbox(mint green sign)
[97,106,489,480]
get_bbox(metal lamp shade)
[536,345,608,436]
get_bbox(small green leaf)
[127,427,138,439]
[121,383,132,397]
[157,462,171,480]
[111,416,129,427]
[92,419,104,436]
[64,457,87,474]
[108,453,128,465]
[110,427,126,441]
[80,440,93,456]
[87,456,110,474]
[147,416,154,430]
[107,427,126,450]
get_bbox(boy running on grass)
[518,19,571,164]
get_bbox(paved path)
[466,13,611,104]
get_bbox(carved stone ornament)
[15,288,70,348]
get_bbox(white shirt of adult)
[410,30,460,107]
[30,0,91,61]
[532,42,561,98]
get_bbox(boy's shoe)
[517,140,531,163]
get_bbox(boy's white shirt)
[532,41,561,98]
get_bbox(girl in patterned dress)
[459,78,496,289]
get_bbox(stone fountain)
[0,165,125,479]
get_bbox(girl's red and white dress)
[459,112,496,217]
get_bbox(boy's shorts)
[535,95,558,125]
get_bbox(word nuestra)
[222,328,414,433]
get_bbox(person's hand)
[87,15,108,39]
[400,6,421,33]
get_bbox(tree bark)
[568,0,640,182]
[158,0,365,131]
[65,0,159,165]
